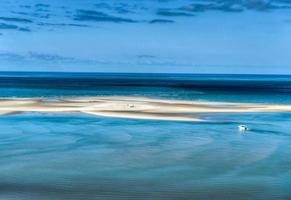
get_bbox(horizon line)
[0,71,291,76]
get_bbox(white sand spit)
[0,96,291,121]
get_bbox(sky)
[0,0,291,74]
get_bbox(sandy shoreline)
[1,96,291,121]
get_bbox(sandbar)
[0,96,291,121]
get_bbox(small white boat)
[238,125,248,132]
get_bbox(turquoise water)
[0,73,291,199]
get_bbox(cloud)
[94,2,112,10]
[94,2,137,14]
[12,11,50,19]
[149,19,175,24]
[157,9,194,17]
[18,27,30,32]
[35,8,50,13]
[0,52,74,62]
[242,0,291,10]
[12,11,31,16]
[74,9,136,23]
[20,5,32,9]
[0,23,18,29]
[115,6,132,14]
[37,22,89,28]
[28,52,75,62]
[0,52,92,71]
[178,0,291,13]
[180,3,243,13]
[0,52,25,60]
[137,55,157,59]
[0,52,98,65]
[0,51,111,71]
[0,16,33,23]
[35,3,50,8]
[0,52,173,71]
[0,0,290,35]
[0,23,31,32]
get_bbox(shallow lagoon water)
[0,112,291,199]
[0,73,291,199]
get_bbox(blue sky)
[0,0,291,74]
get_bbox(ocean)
[0,72,291,199]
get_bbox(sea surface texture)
[0,72,291,200]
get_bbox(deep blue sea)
[0,72,291,200]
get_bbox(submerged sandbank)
[1,96,291,121]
